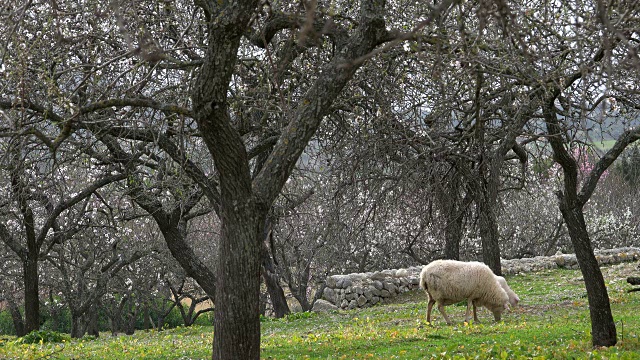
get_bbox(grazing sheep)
[496,275,519,307]
[469,275,519,322]
[419,260,510,325]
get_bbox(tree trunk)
[261,226,290,318]
[212,203,262,359]
[444,215,463,261]
[143,303,151,330]
[70,312,84,339]
[159,226,217,300]
[291,289,312,312]
[478,203,502,276]
[438,176,464,261]
[23,257,40,333]
[261,266,290,318]
[212,205,263,359]
[560,203,617,347]
[7,296,26,336]
[87,303,100,337]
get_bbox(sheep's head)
[487,302,509,321]
[496,276,520,307]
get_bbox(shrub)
[17,330,70,344]
[0,310,16,336]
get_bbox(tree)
[190,0,408,355]
[0,129,126,333]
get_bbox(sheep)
[496,275,520,307]
[468,275,519,322]
[419,259,510,325]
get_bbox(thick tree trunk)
[439,177,464,261]
[87,303,100,337]
[475,186,502,275]
[560,204,617,347]
[70,313,84,339]
[143,304,151,330]
[212,205,263,359]
[443,213,461,261]
[477,198,502,276]
[23,257,40,333]
[444,216,463,261]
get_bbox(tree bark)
[477,195,502,276]
[6,296,26,336]
[559,200,617,346]
[544,102,624,347]
[87,304,100,337]
[70,312,83,339]
[436,171,465,260]
[262,257,291,318]
[261,225,290,318]
[191,0,392,357]
[23,256,40,333]
[212,204,263,359]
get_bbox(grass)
[1,262,639,359]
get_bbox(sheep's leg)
[464,299,473,323]
[426,298,436,324]
[437,303,453,325]
[473,300,480,323]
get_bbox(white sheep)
[419,259,510,325]
[468,275,520,322]
[496,275,520,307]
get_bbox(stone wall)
[320,247,640,310]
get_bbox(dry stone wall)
[320,247,640,310]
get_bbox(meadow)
[1,262,639,359]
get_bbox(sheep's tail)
[419,272,428,292]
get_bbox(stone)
[364,286,374,299]
[322,288,336,303]
[321,247,640,311]
[370,272,386,280]
[383,282,397,293]
[312,299,339,312]
[373,280,384,290]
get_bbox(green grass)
[1,263,639,359]
[594,139,618,150]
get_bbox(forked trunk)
[560,205,617,347]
